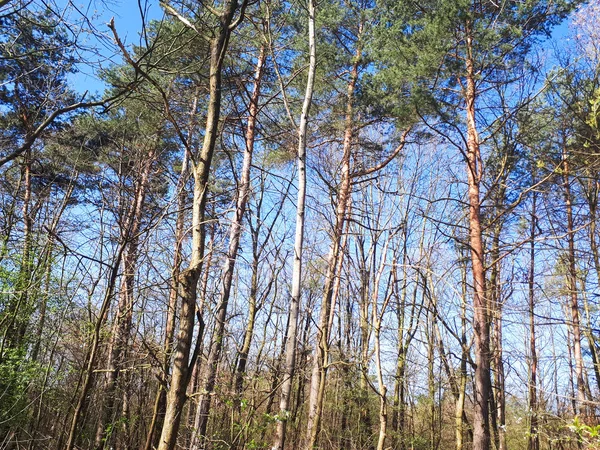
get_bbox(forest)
[1,0,600,449]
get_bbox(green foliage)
[371,0,581,124]
[0,8,78,158]
[0,348,42,434]
[570,417,600,449]
[586,87,600,145]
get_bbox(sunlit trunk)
[272,1,316,447]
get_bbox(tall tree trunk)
[372,240,395,450]
[580,279,600,397]
[583,195,600,395]
[464,21,491,450]
[145,90,197,450]
[1,148,33,358]
[392,272,410,450]
[528,187,539,450]
[233,173,288,450]
[271,0,316,447]
[304,31,361,450]
[95,147,155,449]
[32,180,75,362]
[357,236,374,450]
[374,320,388,450]
[157,2,246,447]
[190,44,266,450]
[489,222,506,450]
[562,148,589,416]
[456,261,469,450]
[392,218,421,450]
[65,240,128,450]
[427,311,436,450]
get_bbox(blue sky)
[68,0,164,96]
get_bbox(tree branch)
[350,126,412,180]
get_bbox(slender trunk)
[456,264,469,450]
[191,45,265,450]
[489,223,506,450]
[562,148,588,417]
[293,296,313,426]
[17,149,33,344]
[234,258,259,408]
[374,321,388,450]
[427,315,436,450]
[145,91,197,450]
[566,324,578,416]
[186,224,215,443]
[271,1,316,447]
[528,188,539,450]
[372,245,394,450]
[96,148,155,449]
[584,200,600,394]
[234,177,287,450]
[64,241,128,450]
[357,238,374,450]
[304,33,360,450]
[464,23,491,450]
[31,181,74,362]
[1,149,33,358]
[581,280,600,398]
[392,227,420,450]
[391,259,407,441]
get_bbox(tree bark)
[490,222,506,450]
[464,21,491,450]
[304,30,360,450]
[357,236,374,450]
[95,146,155,449]
[157,2,246,448]
[0,148,34,358]
[271,0,316,447]
[528,186,539,450]
[144,88,198,450]
[190,44,265,450]
[65,241,128,450]
[582,190,600,395]
[456,262,470,450]
[561,148,589,417]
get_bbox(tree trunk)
[372,242,394,450]
[65,241,128,450]
[271,0,316,447]
[464,22,491,450]
[583,196,600,395]
[427,313,436,450]
[562,148,589,417]
[95,147,155,449]
[157,2,245,447]
[528,187,539,450]
[144,90,197,450]
[357,237,374,450]
[456,263,469,450]
[1,148,34,358]
[490,223,506,450]
[190,44,265,450]
[304,31,360,450]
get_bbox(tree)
[152,1,250,448]
[189,42,266,450]
[375,1,580,447]
[0,4,126,169]
[271,0,316,447]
